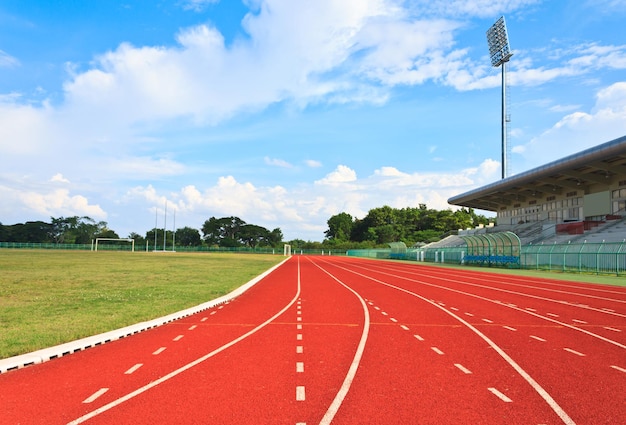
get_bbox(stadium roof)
[448,135,626,211]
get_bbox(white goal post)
[93,238,135,252]
[283,244,291,256]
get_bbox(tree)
[239,224,269,248]
[325,212,353,241]
[175,227,202,247]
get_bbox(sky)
[1,0,626,242]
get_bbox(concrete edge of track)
[0,257,291,374]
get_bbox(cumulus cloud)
[50,173,70,183]
[265,157,293,168]
[18,188,106,219]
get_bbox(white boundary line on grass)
[0,257,290,374]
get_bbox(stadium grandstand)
[442,134,626,247]
[348,136,626,274]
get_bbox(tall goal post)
[93,238,135,252]
[283,244,291,256]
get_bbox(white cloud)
[50,173,70,184]
[315,165,358,184]
[264,157,293,168]
[512,82,626,169]
[304,159,322,168]
[18,188,106,219]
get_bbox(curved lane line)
[307,257,370,425]
[322,259,576,425]
[351,262,626,349]
[67,258,302,425]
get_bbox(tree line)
[0,206,491,250]
[0,215,284,249]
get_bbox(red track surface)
[1,256,625,424]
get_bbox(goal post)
[93,238,135,252]
[283,244,291,256]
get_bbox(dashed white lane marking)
[188,325,197,331]
[454,363,472,374]
[503,326,517,332]
[296,386,306,401]
[547,313,559,317]
[488,387,512,403]
[83,388,109,404]
[525,308,537,312]
[152,347,166,355]
[210,311,217,316]
[381,311,388,316]
[431,347,444,355]
[564,348,586,357]
[464,312,474,317]
[218,305,224,309]
[604,326,621,332]
[297,310,302,315]
[400,325,409,331]
[297,317,302,322]
[450,307,459,311]
[124,364,143,375]
[200,317,208,322]
[572,319,587,324]
[482,318,493,323]
[530,335,546,342]
[296,362,304,373]
[297,324,302,330]
[173,335,184,341]
[602,308,615,312]
[611,365,626,373]
[414,334,424,341]
[390,317,398,323]
[296,346,303,354]
[297,334,303,340]
[374,306,380,310]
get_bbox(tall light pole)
[487,16,513,179]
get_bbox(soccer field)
[0,250,283,359]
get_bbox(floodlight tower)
[486,16,513,179]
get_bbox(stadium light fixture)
[486,16,513,179]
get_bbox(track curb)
[0,257,289,374]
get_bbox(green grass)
[0,250,283,359]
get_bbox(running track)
[1,256,625,424]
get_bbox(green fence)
[347,240,626,276]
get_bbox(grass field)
[0,250,283,359]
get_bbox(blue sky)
[1,0,626,242]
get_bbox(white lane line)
[572,319,587,324]
[400,325,409,331]
[488,387,512,403]
[124,364,143,375]
[200,317,208,322]
[296,386,306,401]
[68,256,303,425]
[525,308,537,312]
[450,307,459,311]
[482,318,493,323]
[454,363,472,374]
[297,324,302,330]
[602,308,615,312]
[367,301,373,305]
[173,335,184,341]
[297,310,302,315]
[152,347,166,355]
[296,362,304,373]
[374,306,380,310]
[210,311,217,315]
[296,346,304,354]
[611,365,626,373]
[503,326,517,332]
[297,334,303,340]
[431,347,444,355]
[381,311,388,316]
[188,325,197,331]
[218,305,224,310]
[547,313,559,317]
[530,335,546,342]
[604,326,622,332]
[390,317,398,323]
[83,388,109,404]
[413,334,424,341]
[464,312,474,317]
[297,317,302,322]
[564,348,586,357]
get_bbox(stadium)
[412,135,626,274]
